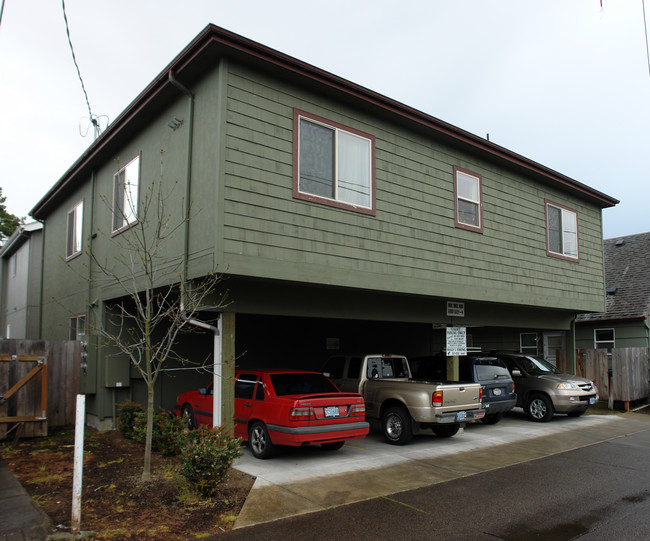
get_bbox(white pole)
[213,314,222,427]
[71,394,86,535]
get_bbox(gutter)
[170,71,223,427]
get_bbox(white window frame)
[66,200,83,259]
[294,109,375,215]
[546,200,579,261]
[112,155,140,233]
[69,314,86,341]
[594,328,615,354]
[454,166,483,233]
[520,332,538,355]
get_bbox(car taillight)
[350,404,365,416]
[290,407,313,421]
[479,387,483,402]
[511,381,515,394]
[432,391,443,407]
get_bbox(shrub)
[130,409,188,456]
[116,401,145,440]
[182,426,243,498]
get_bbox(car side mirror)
[512,370,522,377]
[199,387,207,395]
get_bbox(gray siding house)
[0,222,43,339]
[29,25,617,428]
[576,232,650,356]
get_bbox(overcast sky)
[0,0,648,239]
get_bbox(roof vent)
[606,286,618,295]
[615,239,625,247]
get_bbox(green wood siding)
[220,64,606,313]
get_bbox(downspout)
[169,70,223,427]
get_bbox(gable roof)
[29,24,619,219]
[577,232,650,323]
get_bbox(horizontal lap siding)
[221,66,605,310]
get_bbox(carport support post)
[446,356,460,381]
[213,315,223,427]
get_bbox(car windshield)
[519,355,562,375]
[475,359,510,380]
[270,373,340,396]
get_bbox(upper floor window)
[66,201,83,259]
[546,200,578,260]
[294,110,375,215]
[454,166,483,233]
[112,155,140,233]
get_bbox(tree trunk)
[142,381,154,481]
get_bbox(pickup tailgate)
[433,382,485,423]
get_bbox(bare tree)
[88,167,226,480]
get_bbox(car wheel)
[567,409,586,418]
[249,421,275,459]
[382,406,413,445]
[432,424,460,438]
[181,405,197,430]
[527,394,554,422]
[481,412,503,425]
[321,441,345,451]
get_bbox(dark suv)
[409,353,516,424]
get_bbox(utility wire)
[61,0,101,138]
[643,0,650,77]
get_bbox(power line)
[61,0,101,138]
[643,0,650,76]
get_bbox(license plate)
[589,397,596,405]
[493,388,502,396]
[324,406,340,418]
[456,411,467,422]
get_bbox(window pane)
[561,208,578,257]
[338,131,371,207]
[547,205,562,253]
[457,172,479,201]
[74,204,83,253]
[299,119,335,199]
[113,170,126,230]
[458,199,479,226]
[67,209,75,257]
[124,158,139,225]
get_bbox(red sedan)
[174,369,369,459]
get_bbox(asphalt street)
[219,423,650,540]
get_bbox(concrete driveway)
[232,409,650,528]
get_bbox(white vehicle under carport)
[496,351,599,422]
[322,354,484,445]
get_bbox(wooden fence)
[577,347,649,409]
[0,340,80,439]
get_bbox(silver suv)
[496,352,599,422]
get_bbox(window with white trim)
[69,314,86,341]
[520,332,538,355]
[454,166,482,232]
[294,110,375,214]
[594,328,614,354]
[66,201,83,259]
[112,155,140,233]
[546,201,578,260]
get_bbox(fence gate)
[0,340,80,440]
[0,355,48,438]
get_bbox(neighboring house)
[28,25,618,428]
[576,232,650,357]
[0,222,43,339]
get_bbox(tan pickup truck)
[322,354,484,444]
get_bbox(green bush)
[130,409,187,456]
[116,401,145,440]
[182,426,243,498]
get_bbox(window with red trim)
[454,166,483,233]
[294,110,375,215]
